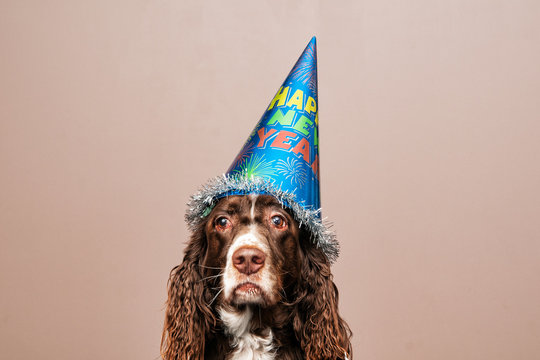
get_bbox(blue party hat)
[186,37,338,262]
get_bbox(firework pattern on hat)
[276,157,308,188]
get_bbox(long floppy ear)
[293,231,353,360]
[161,224,216,359]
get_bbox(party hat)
[186,37,338,262]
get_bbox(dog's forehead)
[252,194,282,208]
[213,194,282,214]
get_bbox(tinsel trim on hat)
[185,174,339,263]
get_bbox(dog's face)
[202,194,301,308]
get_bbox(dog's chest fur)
[219,306,276,360]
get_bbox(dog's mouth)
[234,282,262,295]
[232,282,265,304]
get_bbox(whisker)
[198,264,224,270]
[280,287,287,300]
[198,273,224,282]
[276,270,293,277]
[208,288,223,306]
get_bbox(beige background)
[1,1,540,359]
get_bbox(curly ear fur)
[161,226,216,360]
[293,232,353,360]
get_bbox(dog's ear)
[293,230,353,360]
[161,223,216,360]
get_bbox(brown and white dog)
[161,194,352,359]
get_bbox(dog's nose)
[232,247,266,275]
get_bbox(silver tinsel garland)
[185,174,339,263]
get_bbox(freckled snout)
[232,247,266,275]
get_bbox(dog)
[161,194,352,359]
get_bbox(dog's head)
[161,194,352,359]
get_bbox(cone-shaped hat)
[186,37,338,262]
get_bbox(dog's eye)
[270,215,287,229]
[215,217,231,231]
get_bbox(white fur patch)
[249,194,258,220]
[219,306,275,360]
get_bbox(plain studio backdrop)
[1,1,539,359]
